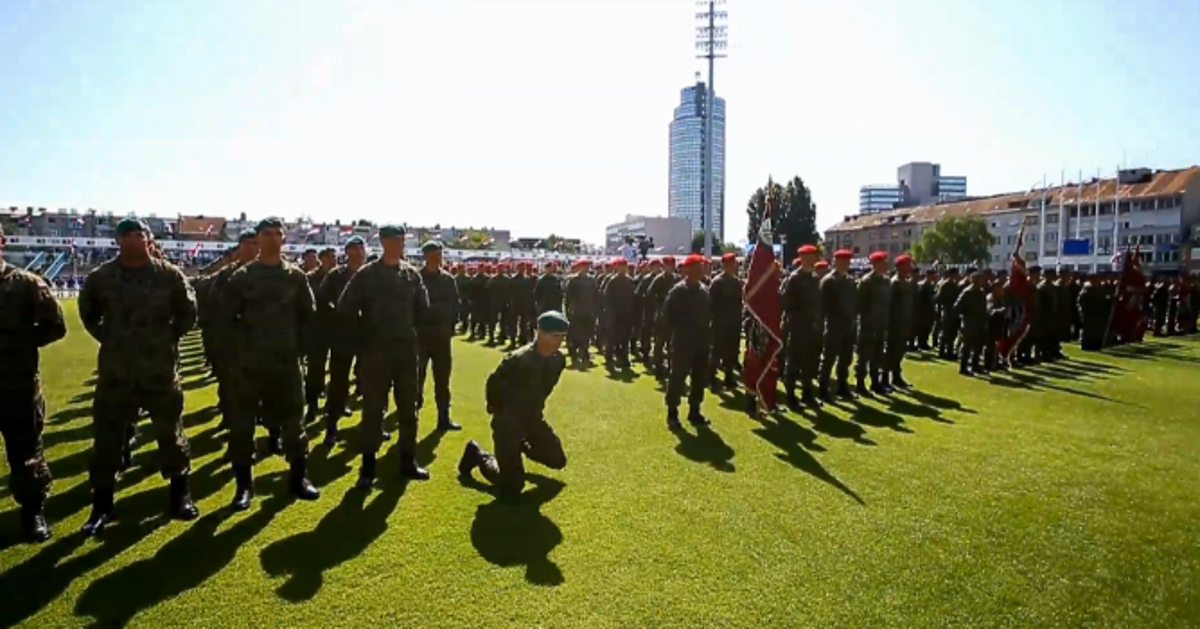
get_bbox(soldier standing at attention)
[206,231,259,430]
[635,259,661,364]
[458,311,569,495]
[469,264,491,341]
[338,225,431,487]
[535,261,565,314]
[914,267,938,350]
[221,218,320,510]
[935,267,962,359]
[663,254,712,430]
[509,261,537,348]
[647,256,679,378]
[317,236,366,446]
[782,246,823,409]
[303,247,337,423]
[602,258,636,370]
[564,259,598,365]
[416,240,462,431]
[454,264,472,335]
[885,254,916,389]
[0,225,67,542]
[818,250,858,401]
[708,253,744,392]
[78,218,200,536]
[855,251,893,395]
[301,248,320,273]
[487,262,513,346]
[955,271,989,375]
[1077,272,1109,350]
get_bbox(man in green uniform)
[205,230,259,431]
[914,267,938,350]
[78,218,200,536]
[635,259,661,364]
[1077,271,1109,350]
[663,254,712,429]
[647,256,679,377]
[819,250,858,401]
[885,254,915,388]
[782,245,823,409]
[955,271,989,375]
[458,311,569,496]
[317,236,366,445]
[708,253,743,392]
[304,247,337,423]
[1016,265,1044,365]
[535,261,564,314]
[338,225,431,487]
[219,218,320,511]
[0,225,67,542]
[487,262,513,345]
[1037,267,1062,361]
[564,259,598,365]
[416,240,462,431]
[855,251,892,395]
[603,258,636,369]
[509,261,537,348]
[454,263,472,334]
[935,267,962,360]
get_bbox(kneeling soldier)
[458,311,569,495]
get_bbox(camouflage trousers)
[0,378,52,509]
[479,412,566,495]
[819,326,856,389]
[417,334,453,414]
[227,363,308,466]
[566,316,595,360]
[710,320,741,380]
[666,342,709,408]
[784,320,821,392]
[359,343,419,456]
[885,326,912,375]
[91,375,191,489]
[305,333,331,407]
[855,327,887,383]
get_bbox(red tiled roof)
[178,216,227,236]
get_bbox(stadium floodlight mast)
[695,0,727,256]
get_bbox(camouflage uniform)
[663,279,711,424]
[417,265,459,424]
[708,271,743,388]
[564,270,598,362]
[602,270,636,368]
[304,265,333,416]
[316,263,362,435]
[534,269,565,314]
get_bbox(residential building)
[825,166,1200,272]
[668,80,726,241]
[605,214,693,256]
[859,185,903,213]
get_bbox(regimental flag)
[998,224,1034,360]
[742,197,783,413]
[1108,246,1147,343]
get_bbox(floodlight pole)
[696,0,726,255]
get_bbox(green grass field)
[2,301,1199,628]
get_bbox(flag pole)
[1091,168,1101,272]
[1038,174,1047,266]
[1057,169,1065,260]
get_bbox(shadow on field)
[672,424,736,472]
[849,401,914,434]
[987,371,1136,406]
[750,414,864,505]
[49,405,93,424]
[258,427,441,602]
[460,473,565,587]
[1105,340,1200,365]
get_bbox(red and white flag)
[998,224,1034,360]
[742,197,783,413]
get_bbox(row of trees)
[745,176,822,254]
[909,216,996,267]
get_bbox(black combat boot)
[892,372,912,389]
[855,377,870,397]
[785,384,802,411]
[838,381,858,400]
[437,410,462,432]
[459,440,482,477]
[355,453,377,490]
[399,451,431,481]
[267,428,284,455]
[666,407,682,431]
[81,488,115,537]
[724,371,737,391]
[231,465,254,511]
[802,385,824,409]
[322,418,339,448]
[872,374,893,395]
[289,459,321,500]
[710,374,724,394]
[168,473,200,521]
[687,406,710,426]
[21,504,52,544]
[959,359,973,376]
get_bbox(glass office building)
[668,81,726,241]
[937,175,968,200]
[859,185,903,214]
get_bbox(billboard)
[1062,239,1091,256]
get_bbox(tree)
[691,231,722,255]
[720,242,741,255]
[910,216,995,266]
[745,176,789,243]
[451,229,495,250]
[779,176,820,258]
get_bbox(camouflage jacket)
[0,260,67,382]
[337,259,429,345]
[219,260,315,370]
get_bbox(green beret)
[237,229,257,243]
[378,224,405,239]
[344,235,365,249]
[303,247,317,255]
[366,253,380,262]
[319,247,336,256]
[115,217,146,236]
[255,217,284,233]
[537,310,570,335]
[421,240,444,254]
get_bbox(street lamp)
[695,0,727,255]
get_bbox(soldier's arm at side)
[32,275,68,347]
[78,271,105,343]
[296,269,317,353]
[448,273,459,326]
[336,267,365,316]
[169,267,199,340]
[412,269,431,328]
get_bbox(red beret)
[797,245,818,255]
[721,253,737,262]
[791,257,803,267]
[868,251,888,262]
[662,255,676,265]
[612,258,627,267]
[545,261,557,268]
[680,254,706,268]
[815,260,830,269]
[649,259,662,266]
[834,249,853,259]
[895,254,913,266]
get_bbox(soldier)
[454,264,472,335]
[468,264,492,341]
[338,225,431,487]
[1038,267,1063,361]
[782,245,823,409]
[635,259,661,363]
[934,268,962,359]
[855,251,892,395]
[219,218,320,511]
[647,256,679,377]
[663,254,712,429]
[603,258,636,369]
[885,254,915,388]
[955,271,989,375]
[303,247,337,423]
[564,259,598,364]
[985,281,1007,371]
[708,253,743,392]
[300,247,319,273]
[416,240,462,431]
[458,311,569,495]
[487,262,512,345]
[814,260,830,279]
[510,262,537,348]
[205,230,259,431]
[1016,265,1044,364]
[78,218,200,536]
[317,236,367,445]
[1077,272,1108,350]
[914,267,938,350]
[535,261,565,314]
[0,225,67,542]
[819,250,857,401]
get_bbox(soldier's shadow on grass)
[849,401,914,434]
[1105,343,1200,365]
[73,476,288,628]
[258,429,439,602]
[42,421,95,449]
[49,405,93,424]
[988,371,1138,406]
[899,389,976,415]
[604,368,641,383]
[750,414,864,505]
[672,424,735,472]
[808,409,876,446]
[460,473,565,587]
[884,395,956,425]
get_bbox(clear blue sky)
[2,0,1198,244]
